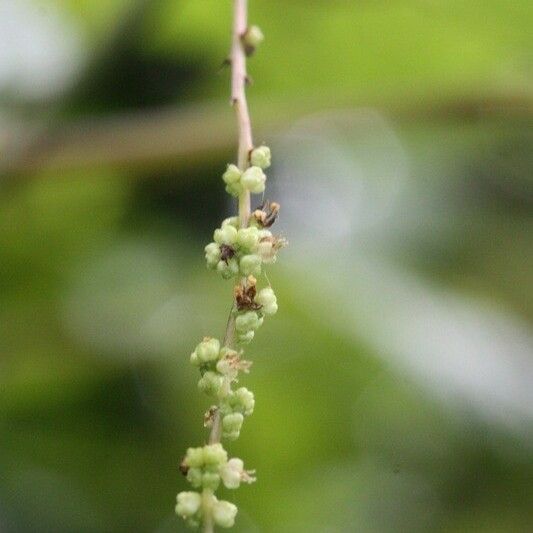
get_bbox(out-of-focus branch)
[2,92,531,179]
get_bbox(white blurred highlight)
[272,109,533,437]
[0,0,83,100]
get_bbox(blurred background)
[1,1,532,531]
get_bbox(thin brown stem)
[232,0,254,227]
[205,0,252,471]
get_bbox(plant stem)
[202,488,215,533]
[205,0,252,469]
[232,0,254,227]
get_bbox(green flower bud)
[217,258,239,279]
[214,225,238,246]
[237,330,255,344]
[239,254,262,276]
[212,499,238,529]
[202,471,221,490]
[222,164,241,184]
[255,286,275,306]
[194,338,220,364]
[225,182,243,198]
[185,447,205,468]
[222,216,239,228]
[175,491,202,518]
[204,242,221,269]
[223,413,244,434]
[203,443,228,466]
[233,387,255,416]
[186,467,203,488]
[243,25,264,49]
[250,146,271,169]
[235,311,261,332]
[255,287,278,315]
[240,166,266,194]
[236,226,260,252]
[198,371,224,396]
[220,458,244,489]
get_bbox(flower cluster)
[178,335,261,527]
[190,338,255,439]
[205,146,285,281]
[205,208,286,280]
[177,17,284,531]
[233,276,278,344]
[179,168,283,528]
[223,145,269,196]
[176,444,255,528]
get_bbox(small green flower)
[239,254,262,276]
[202,471,221,491]
[198,371,224,396]
[243,25,264,50]
[240,166,266,194]
[236,226,260,252]
[250,146,271,169]
[232,387,255,416]
[186,467,203,488]
[214,225,238,246]
[222,216,240,228]
[235,311,261,332]
[225,182,244,198]
[212,499,238,528]
[222,412,244,439]
[217,258,239,279]
[184,447,205,468]
[203,443,228,466]
[237,330,255,345]
[255,287,278,315]
[194,338,221,364]
[184,444,229,491]
[204,242,221,269]
[175,491,202,518]
[222,164,242,184]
